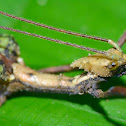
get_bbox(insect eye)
[107,62,117,69]
[111,62,116,67]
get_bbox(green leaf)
[0,0,126,125]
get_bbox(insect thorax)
[0,34,20,81]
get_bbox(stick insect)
[0,11,126,106]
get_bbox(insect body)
[0,11,126,106]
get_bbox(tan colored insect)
[0,11,126,106]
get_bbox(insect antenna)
[0,11,121,51]
[0,26,106,55]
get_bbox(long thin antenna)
[0,11,121,51]
[0,26,106,55]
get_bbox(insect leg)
[38,65,77,73]
[0,81,32,106]
[0,95,6,106]
[117,31,126,47]
[108,86,126,96]
[91,89,110,98]
[93,86,126,98]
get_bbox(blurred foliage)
[0,0,126,125]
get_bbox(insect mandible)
[0,11,126,106]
